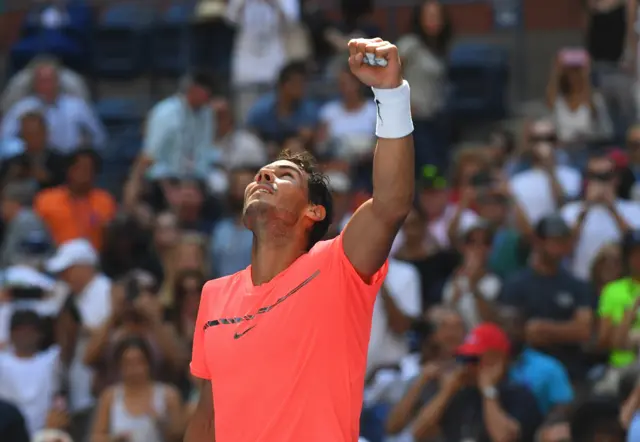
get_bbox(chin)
[243,199,275,228]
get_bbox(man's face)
[0,198,18,221]
[67,155,95,187]
[21,116,47,151]
[282,74,306,101]
[586,157,616,187]
[434,311,465,356]
[462,229,492,260]
[419,187,448,220]
[34,65,58,102]
[540,235,572,262]
[179,181,204,211]
[243,160,310,230]
[188,84,212,109]
[476,192,509,225]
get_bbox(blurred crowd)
[3,0,640,442]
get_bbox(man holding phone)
[561,153,640,280]
[389,323,541,442]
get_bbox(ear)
[305,204,326,223]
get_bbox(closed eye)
[282,172,294,178]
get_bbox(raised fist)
[347,38,403,90]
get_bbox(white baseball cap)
[46,239,98,273]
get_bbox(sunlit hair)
[449,144,490,188]
[277,149,333,250]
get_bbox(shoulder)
[617,200,640,217]
[59,94,89,108]
[149,97,181,119]
[34,187,65,204]
[560,201,582,219]
[397,34,421,52]
[600,278,629,302]
[202,273,245,298]
[8,96,39,113]
[161,383,182,403]
[319,100,341,118]
[90,189,116,204]
[100,385,116,404]
[249,94,276,114]
[524,349,566,373]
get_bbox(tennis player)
[185,37,415,442]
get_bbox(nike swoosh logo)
[234,325,256,339]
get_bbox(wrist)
[371,80,413,139]
[480,384,498,399]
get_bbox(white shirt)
[442,274,502,328]
[562,200,640,280]
[367,260,422,376]
[68,274,112,412]
[320,100,377,140]
[0,94,106,153]
[510,166,582,223]
[0,346,60,436]
[227,0,299,86]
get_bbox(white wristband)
[372,80,414,139]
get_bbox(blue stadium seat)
[447,43,509,121]
[150,2,194,76]
[91,3,156,79]
[95,97,146,137]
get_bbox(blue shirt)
[143,95,219,180]
[509,348,574,415]
[246,93,319,142]
[628,412,640,442]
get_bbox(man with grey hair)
[0,181,50,267]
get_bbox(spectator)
[147,212,180,290]
[34,148,116,251]
[100,214,155,281]
[0,61,105,153]
[246,61,319,144]
[0,181,50,268]
[546,48,613,144]
[0,112,67,190]
[561,152,640,280]
[387,323,541,442]
[317,62,376,161]
[167,270,206,350]
[126,72,215,209]
[0,55,90,114]
[367,260,422,377]
[90,337,184,442]
[499,214,594,383]
[84,270,186,396]
[570,395,626,442]
[394,206,459,309]
[601,230,640,368]
[171,178,218,234]
[324,170,354,238]
[397,0,452,170]
[45,239,112,439]
[227,0,301,118]
[510,119,582,224]
[443,219,501,328]
[485,128,518,177]
[159,233,208,307]
[211,97,267,171]
[0,310,61,436]
[392,164,478,251]
[210,167,254,277]
[499,306,575,416]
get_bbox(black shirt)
[499,266,594,381]
[419,380,542,442]
[400,251,460,310]
[0,149,68,190]
[0,399,29,442]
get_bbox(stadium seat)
[150,2,194,76]
[91,3,156,79]
[447,42,509,121]
[95,97,146,132]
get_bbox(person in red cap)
[391,323,541,442]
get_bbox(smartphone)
[125,277,139,302]
[455,354,480,365]
[470,170,494,188]
[559,48,588,67]
[11,287,44,300]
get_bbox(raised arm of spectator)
[526,307,593,347]
[446,187,474,248]
[386,364,440,435]
[341,39,414,279]
[83,313,117,367]
[90,387,116,442]
[545,55,560,109]
[497,175,533,239]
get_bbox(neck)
[532,253,558,276]
[67,184,91,197]
[13,348,36,358]
[276,94,294,115]
[343,95,362,110]
[123,379,151,392]
[250,229,307,286]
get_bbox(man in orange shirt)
[186,38,415,442]
[34,148,116,251]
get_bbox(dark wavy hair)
[277,149,333,250]
[411,0,453,57]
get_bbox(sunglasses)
[530,134,557,144]
[587,171,615,181]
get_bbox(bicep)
[342,199,399,280]
[91,389,112,434]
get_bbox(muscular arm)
[342,39,414,280]
[184,380,215,442]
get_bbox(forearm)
[370,83,415,223]
[532,320,591,345]
[184,411,215,442]
[411,389,453,440]
[471,287,497,323]
[546,171,566,208]
[511,199,533,238]
[83,318,114,366]
[613,311,636,349]
[381,292,414,334]
[386,378,429,434]
[446,204,466,247]
[482,397,519,442]
[153,324,187,372]
[607,205,631,234]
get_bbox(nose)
[256,169,275,184]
